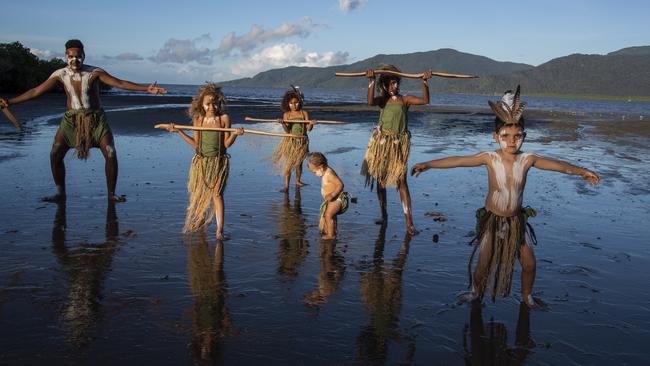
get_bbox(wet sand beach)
[1,93,649,364]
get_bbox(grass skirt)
[360,128,410,189]
[183,153,230,233]
[272,136,309,176]
[468,207,536,301]
[318,192,350,233]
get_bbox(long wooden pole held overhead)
[154,123,305,138]
[335,70,479,79]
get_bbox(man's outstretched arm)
[97,70,166,94]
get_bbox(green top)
[379,102,408,134]
[197,129,225,157]
[287,114,307,136]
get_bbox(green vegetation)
[0,42,65,93]
[0,41,111,93]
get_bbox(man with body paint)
[0,39,166,202]
[410,86,600,307]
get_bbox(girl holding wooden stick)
[362,65,432,236]
[272,86,314,192]
[166,83,243,240]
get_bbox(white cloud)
[29,48,63,60]
[230,43,348,76]
[217,17,323,56]
[150,34,213,64]
[339,0,368,13]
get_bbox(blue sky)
[2,0,649,84]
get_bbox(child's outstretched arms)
[411,153,487,177]
[531,155,600,185]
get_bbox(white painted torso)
[484,151,535,216]
[49,65,102,110]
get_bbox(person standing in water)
[411,86,600,307]
[166,83,243,240]
[0,39,166,202]
[272,86,313,192]
[362,65,431,235]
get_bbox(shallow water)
[1,99,649,365]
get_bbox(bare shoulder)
[49,67,66,79]
[520,152,541,164]
[87,65,106,76]
[476,151,494,163]
[220,114,231,127]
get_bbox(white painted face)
[388,79,399,96]
[288,97,300,111]
[202,95,216,115]
[66,48,84,71]
[495,125,526,153]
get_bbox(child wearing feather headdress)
[272,86,314,192]
[410,86,600,307]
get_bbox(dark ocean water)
[109,84,650,116]
[0,91,649,364]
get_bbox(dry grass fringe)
[361,129,410,189]
[74,111,98,160]
[472,211,527,301]
[272,137,309,176]
[183,154,229,233]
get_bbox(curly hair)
[188,83,227,120]
[281,87,304,112]
[376,64,401,97]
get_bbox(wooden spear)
[1,106,23,129]
[244,117,350,125]
[154,123,305,138]
[335,70,479,79]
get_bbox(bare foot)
[522,294,547,309]
[41,193,66,203]
[295,181,307,187]
[406,225,420,236]
[457,291,480,305]
[279,187,289,193]
[109,194,127,202]
[216,231,231,241]
[321,234,336,240]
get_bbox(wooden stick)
[244,117,350,125]
[1,107,23,129]
[154,123,305,138]
[335,70,479,79]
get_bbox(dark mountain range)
[222,46,650,97]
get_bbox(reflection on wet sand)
[186,234,230,364]
[356,225,414,364]
[303,238,346,308]
[51,201,120,347]
[463,302,534,365]
[275,190,309,278]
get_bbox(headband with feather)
[488,85,526,125]
[290,85,305,105]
